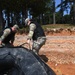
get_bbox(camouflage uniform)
[27,22,46,54]
[0,28,15,47]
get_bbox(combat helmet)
[13,24,19,30]
[25,18,30,25]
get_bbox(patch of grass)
[42,24,75,30]
[18,24,75,34]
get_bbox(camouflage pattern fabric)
[0,28,11,42]
[0,28,14,47]
[32,37,46,54]
[27,22,46,54]
[28,23,36,39]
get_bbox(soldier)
[0,25,19,47]
[25,18,46,55]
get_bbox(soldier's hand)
[27,39,31,44]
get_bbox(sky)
[55,0,70,15]
[55,0,61,11]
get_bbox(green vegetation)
[0,0,75,29]
[42,24,75,30]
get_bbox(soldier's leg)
[0,43,13,48]
[5,43,14,47]
[32,37,46,54]
[0,43,5,47]
[36,37,46,53]
[37,37,46,45]
[32,41,40,54]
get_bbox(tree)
[56,0,75,24]
[0,0,55,27]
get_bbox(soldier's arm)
[28,23,36,39]
[0,29,11,42]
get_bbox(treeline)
[0,0,75,29]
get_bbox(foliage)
[0,0,75,29]
[56,0,75,24]
[42,24,75,30]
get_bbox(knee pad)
[32,42,40,51]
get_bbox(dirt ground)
[14,31,75,75]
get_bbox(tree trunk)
[53,0,56,24]
[73,0,75,24]
[0,9,4,31]
[60,0,63,24]
[6,11,10,27]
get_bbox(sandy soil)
[14,31,75,75]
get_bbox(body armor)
[31,22,45,40]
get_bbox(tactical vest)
[2,28,15,43]
[30,22,45,40]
